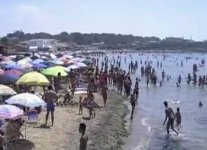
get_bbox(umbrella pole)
[25,117,26,139]
[24,108,27,139]
[5,127,7,150]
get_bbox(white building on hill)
[27,39,58,51]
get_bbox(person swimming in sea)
[199,101,203,108]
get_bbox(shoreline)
[87,90,129,150]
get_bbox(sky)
[0,0,207,41]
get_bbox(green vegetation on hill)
[2,30,207,51]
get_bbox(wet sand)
[7,90,128,150]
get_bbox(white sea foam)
[141,118,152,134]
[133,138,149,150]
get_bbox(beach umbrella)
[65,55,74,59]
[5,93,46,107]
[42,66,68,77]
[5,64,22,70]
[0,69,4,74]
[0,85,16,96]
[5,93,46,139]
[74,62,87,67]
[67,65,80,70]
[0,61,15,67]
[32,59,44,64]
[50,53,57,59]
[41,61,56,67]
[32,63,47,69]
[0,105,23,120]
[0,74,19,85]
[21,63,33,69]
[52,59,64,65]
[60,55,74,59]
[72,57,85,62]
[4,70,23,76]
[17,58,31,65]
[16,71,50,86]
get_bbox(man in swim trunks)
[163,101,178,135]
[42,85,58,126]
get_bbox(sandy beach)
[6,89,128,150]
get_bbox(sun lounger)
[27,110,38,123]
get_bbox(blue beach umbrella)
[0,74,19,84]
[32,63,47,69]
[5,64,22,70]
[41,61,56,67]
[32,59,44,64]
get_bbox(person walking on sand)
[42,85,58,126]
[130,91,136,120]
[79,123,88,150]
[101,84,108,107]
[163,101,178,135]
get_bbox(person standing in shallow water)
[163,101,178,135]
[130,91,136,120]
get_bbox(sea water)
[96,52,207,150]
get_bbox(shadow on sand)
[7,139,35,150]
[34,124,51,129]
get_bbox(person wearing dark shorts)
[42,86,58,126]
[163,101,178,135]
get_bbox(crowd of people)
[0,51,206,149]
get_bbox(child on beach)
[175,107,182,130]
[79,96,83,115]
[79,123,88,150]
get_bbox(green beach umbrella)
[41,66,68,77]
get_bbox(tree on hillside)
[0,37,8,44]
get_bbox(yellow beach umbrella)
[16,71,49,86]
